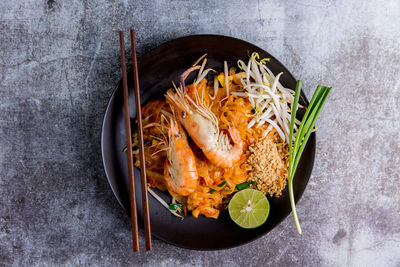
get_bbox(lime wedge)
[228,189,270,229]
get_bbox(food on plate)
[128,52,331,232]
[131,52,291,219]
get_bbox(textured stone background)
[1,0,399,266]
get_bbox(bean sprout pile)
[232,53,300,143]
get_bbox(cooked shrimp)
[164,113,198,196]
[165,68,244,168]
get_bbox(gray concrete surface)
[1,0,399,266]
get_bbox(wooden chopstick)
[130,29,152,251]
[119,31,140,252]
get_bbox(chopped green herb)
[235,182,251,191]
[169,203,182,212]
[217,181,226,187]
[210,189,216,194]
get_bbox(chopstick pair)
[119,29,152,252]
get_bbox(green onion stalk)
[288,81,332,234]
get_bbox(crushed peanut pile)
[246,132,289,197]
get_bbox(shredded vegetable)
[237,53,299,139]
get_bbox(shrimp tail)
[203,127,244,168]
[228,127,241,146]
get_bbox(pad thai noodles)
[130,53,299,219]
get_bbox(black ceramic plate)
[101,35,315,250]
